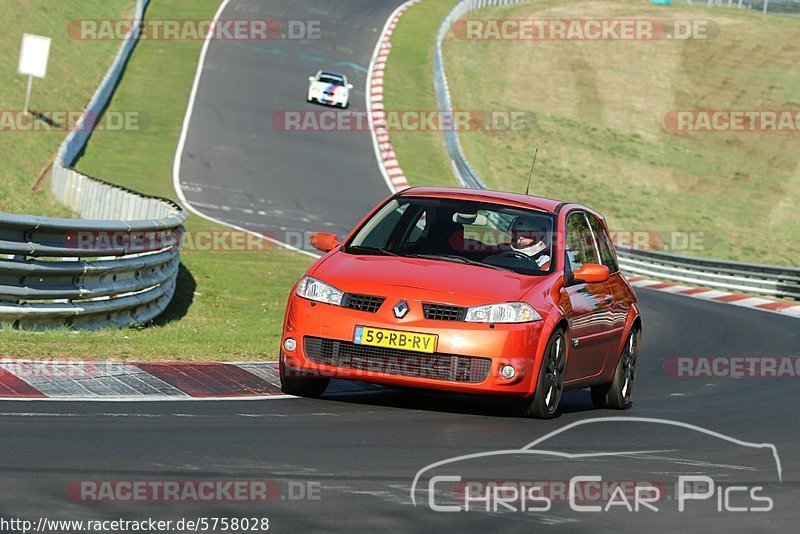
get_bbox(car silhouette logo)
[393,300,409,319]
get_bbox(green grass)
[0,0,134,216]
[0,0,312,360]
[388,0,800,266]
[383,0,460,187]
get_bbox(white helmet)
[510,216,549,255]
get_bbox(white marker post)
[18,33,52,114]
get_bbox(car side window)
[565,212,600,271]
[587,214,619,273]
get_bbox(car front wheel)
[513,328,566,419]
[591,329,639,410]
[279,361,330,398]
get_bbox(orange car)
[280,187,641,418]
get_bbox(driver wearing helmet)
[509,216,551,269]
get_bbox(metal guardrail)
[616,248,800,300]
[0,0,187,330]
[433,0,800,301]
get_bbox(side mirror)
[572,264,610,284]
[346,83,353,90]
[308,76,315,82]
[311,232,339,253]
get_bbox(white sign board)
[18,34,51,79]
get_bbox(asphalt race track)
[176,0,401,249]
[1,291,799,531]
[2,0,799,532]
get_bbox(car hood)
[310,81,347,93]
[310,251,544,303]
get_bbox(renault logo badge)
[393,300,409,319]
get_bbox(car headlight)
[464,302,541,323]
[295,276,344,306]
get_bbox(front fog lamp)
[464,303,541,323]
[500,364,516,380]
[283,338,297,352]
[295,276,344,306]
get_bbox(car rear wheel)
[279,362,330,398]
[591,329,639,410]
[513,328,566,419]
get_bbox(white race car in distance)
[307,70,353,108]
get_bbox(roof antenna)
[525,147,539,196]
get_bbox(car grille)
[343,293,385,313]
[304,337,491,383]
[423,303,468,321]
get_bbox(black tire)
[279,362,330,398]
[513,328,567,419]
[591,329,639,410]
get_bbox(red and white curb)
[629,278,800,319]
[367,0,420,193]
[0,361,367,400]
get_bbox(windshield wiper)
[405,253,514,272]
[345,245,399,256]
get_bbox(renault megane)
[280,187,641,418]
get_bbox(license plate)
[354,326,436,354]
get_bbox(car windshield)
[318,75,344,85]
[345,197,556,275]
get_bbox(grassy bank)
[0,0,134,216]
[442,0,800,265]
[387,0,800,265]
[383,0,460,187]
[0,0,312,360]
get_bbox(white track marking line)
[728,297,774,308]
[690,290,732,300]
[629,279,662,288]
[782,306,800,317]
[658,284,694,293]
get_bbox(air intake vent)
[304,337,491,383]
[423,303,467,321]
[343,293,385,313]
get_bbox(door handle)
[603,295,614,303]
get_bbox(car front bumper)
[281,295,546,397]
[308,89,347,106]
